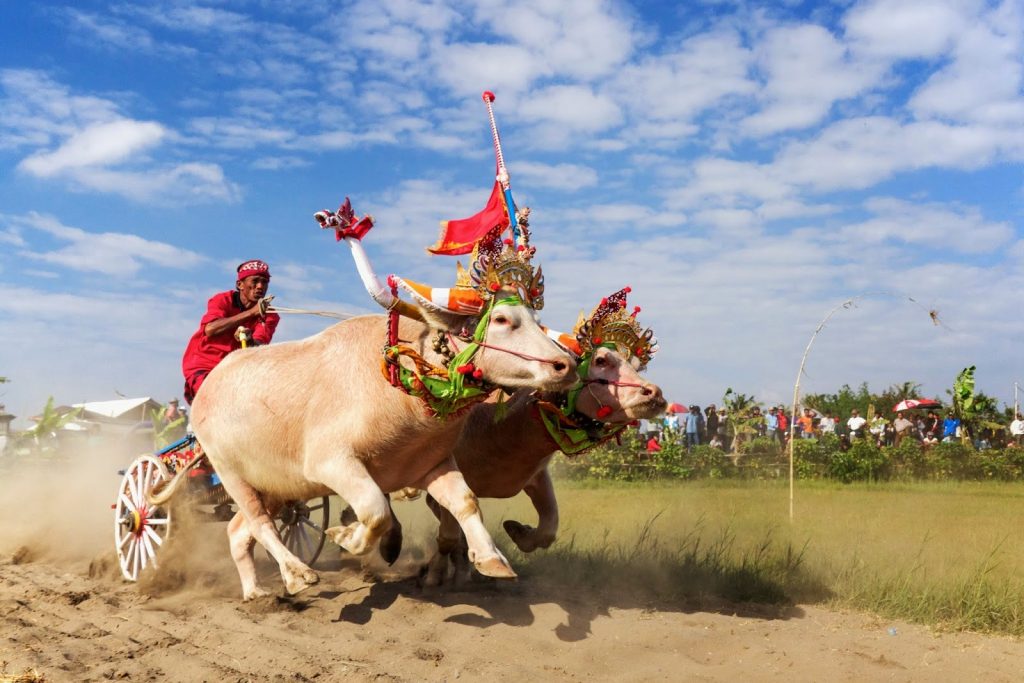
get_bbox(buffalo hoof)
[503,520,540,552]
[283,564,319,595]
[474,555,517,580]
[243,585,272,602]
[379,524,403,565]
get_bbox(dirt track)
[3,547,1024,682]
[2,452,1023,682]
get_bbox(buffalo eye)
[492,315,509,325]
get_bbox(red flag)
[427,179,509,256]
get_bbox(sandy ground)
[2,451,1024,682]
[3,550,1024,683]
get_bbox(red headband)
[237,259,270,281]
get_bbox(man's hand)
[257,295,275,317]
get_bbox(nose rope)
[582,378,649,389]
[446,332,564,367]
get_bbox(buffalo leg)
[215,468,318,598]
[503,468,559,552]
[422,495,463,586]
[310,456,393,557]
[418,459,516,580]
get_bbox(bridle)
[444,297,567,369]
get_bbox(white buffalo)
[188,292,577,600]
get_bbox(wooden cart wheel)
[114,455,171,581]
[273,497,330,566]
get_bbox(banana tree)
[722,388,762,453]
[950,366,1002,446]
[149,405,187,449]
[25,397,82,455]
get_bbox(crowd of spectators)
[639,405,1024,453]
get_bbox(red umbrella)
[666,402,686,414]
[893,398,941,412]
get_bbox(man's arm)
[204,306,262,338]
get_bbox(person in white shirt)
[847,409,867,438]
[818,414,836,435]
[1010,414,1024,445]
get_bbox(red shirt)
[181,290,279,381]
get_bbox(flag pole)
[482,91,519,243]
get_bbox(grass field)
[468,479,1024,636]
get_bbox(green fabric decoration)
[538,341,623,454]
[388,296,523,420]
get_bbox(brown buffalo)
[422,344,665,585]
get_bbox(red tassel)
[596,406,613,419]
[593,337,602,344]
[457,363,475,375]
[625,286,632,293]
[472,369,483,380]
[489,282,500,292]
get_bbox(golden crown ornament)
[574,287,657,370]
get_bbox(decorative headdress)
[391,91,544,316]
[573,287,657,370]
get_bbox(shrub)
[741,436,781,455]
[829,438,885,483]
[883,439,926,480]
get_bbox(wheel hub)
[120,509,143,534]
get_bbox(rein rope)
[270,305,352,320]
[445,333,565,367]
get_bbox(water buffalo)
[422,343,665,585]
[187,292,577,599]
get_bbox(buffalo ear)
[413,303,475,334]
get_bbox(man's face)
[237,275,269,308]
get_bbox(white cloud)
[840,197,1014,254]
[0,69,121,150]
[471,0,637,81]
[69,163,242,203]
[188,117,294,149]
[909,3,1024,125]
[434,43,547,97]
[843,0,968,59]
[1,72,242,204]
[772,116,1021,191]
[742,24,884,136]
[519,85,622,133]
[16,212,204,276]
[61,8,196,57]
[613,30,755,125]
[667,157,796,210]
[514,161,598,192]
[18,119,165,177]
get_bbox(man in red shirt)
[181,259,280,404]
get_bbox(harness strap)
[533,400,626,456]
[386,275,401,388]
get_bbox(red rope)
[387,275,400,388]
[446,333,565,367]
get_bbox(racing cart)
[113,434,331,581]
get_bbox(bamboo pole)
[789,292,938,523]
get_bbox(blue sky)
[1,0,1023,426]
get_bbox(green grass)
[475,479,1024,635]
